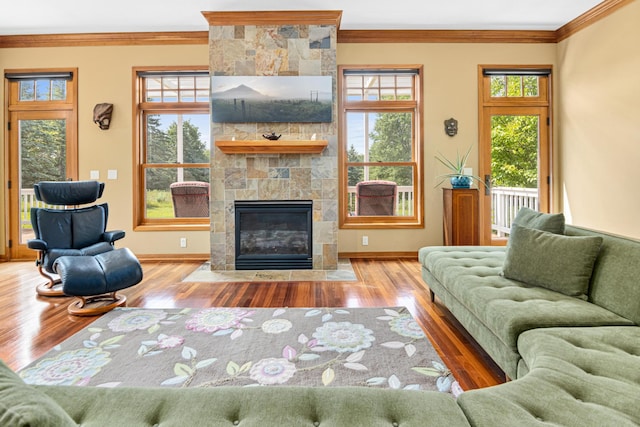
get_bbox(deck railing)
[347,185,414,216]
[20,189,55,227]
[491,186,538,236]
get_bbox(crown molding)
[0,31,208,48]
[338,29,557,44]
[0,2,633,49]
[201,10,342,27]
[555,0,634,42]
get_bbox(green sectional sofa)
[420,208,640,426]
[1,208,639,426]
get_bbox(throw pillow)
[503,224,603,299]
[512,207,565,234]
[0,359,76,427]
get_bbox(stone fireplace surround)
[205,11,341,271]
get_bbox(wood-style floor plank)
[0,258,504,390]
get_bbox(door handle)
[484,174,491,196]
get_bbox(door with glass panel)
[479,69,551,244]
[8,111,76,259]
[6,71,77,259]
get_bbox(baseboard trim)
[136,253,209,262]
[338,251,418,260]
[137,252,418,262]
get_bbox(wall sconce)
[444,118,458,137]
[93,103,113,130]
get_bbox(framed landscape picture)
[211,75,332,123]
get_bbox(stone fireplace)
[205,11,341,271]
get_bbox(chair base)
[67,293,127,316]
[36,279,66,297]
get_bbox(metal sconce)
[93,103,113,130]
[444,118,458,137]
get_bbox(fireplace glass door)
[235,201,313,270]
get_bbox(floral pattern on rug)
[19,307,461,396]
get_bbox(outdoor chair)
[355,180,398,216]
[170,181,210,217]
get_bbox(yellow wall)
[1,1,638,258]
[556,0,640,239]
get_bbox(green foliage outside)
[145,189,174,218]
[20,120,67,187]
[146,115,210,191]
[368,113,413,186]
[490,115,538,188]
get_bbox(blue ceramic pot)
[450,176,471,188]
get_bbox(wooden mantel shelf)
[215,139,328,154]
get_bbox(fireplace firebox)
[234,200,313,270]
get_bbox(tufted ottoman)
[54,248,143,316]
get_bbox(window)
[134,67,211,229]
[338,66,423,228]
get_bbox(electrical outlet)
[362,236,369,246]
[180,237,187,248]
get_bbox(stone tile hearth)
[183,259,357,283]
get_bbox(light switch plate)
[107,169,118,180]
[90,170,99,180]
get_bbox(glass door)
[8,110,76,259]
[482,107,549,243]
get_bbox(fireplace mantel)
[215,139,328,154]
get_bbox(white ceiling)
[0,0,604,36]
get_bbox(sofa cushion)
[503,224,603,299]
[512,206,565,234]
[517,326,640,385]
[0,360,75,427]
[458,365,640,427]
[39,385,471,427]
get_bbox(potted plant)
[434,145,485,189]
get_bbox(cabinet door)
[443,189,479,245]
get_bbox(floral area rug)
[19,306,461,396]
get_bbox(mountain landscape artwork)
[211,76,332,123]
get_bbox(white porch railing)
[491,186,539,237]
[347,185,414,216]
[20,189,55,228]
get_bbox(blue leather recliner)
[27,181,142,315]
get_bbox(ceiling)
[0,0,604,36]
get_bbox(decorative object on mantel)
[434,145,485,189]
[215,139,328,154]
[262,132,282,140]
[444,118,458,137]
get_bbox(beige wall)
[336,43,556,252]
[556,0,640,239]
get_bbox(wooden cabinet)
[443,188,479,246]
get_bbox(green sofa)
[419,209,640,426]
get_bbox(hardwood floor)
[0,258,504,390]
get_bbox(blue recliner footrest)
[55,248,143,297]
